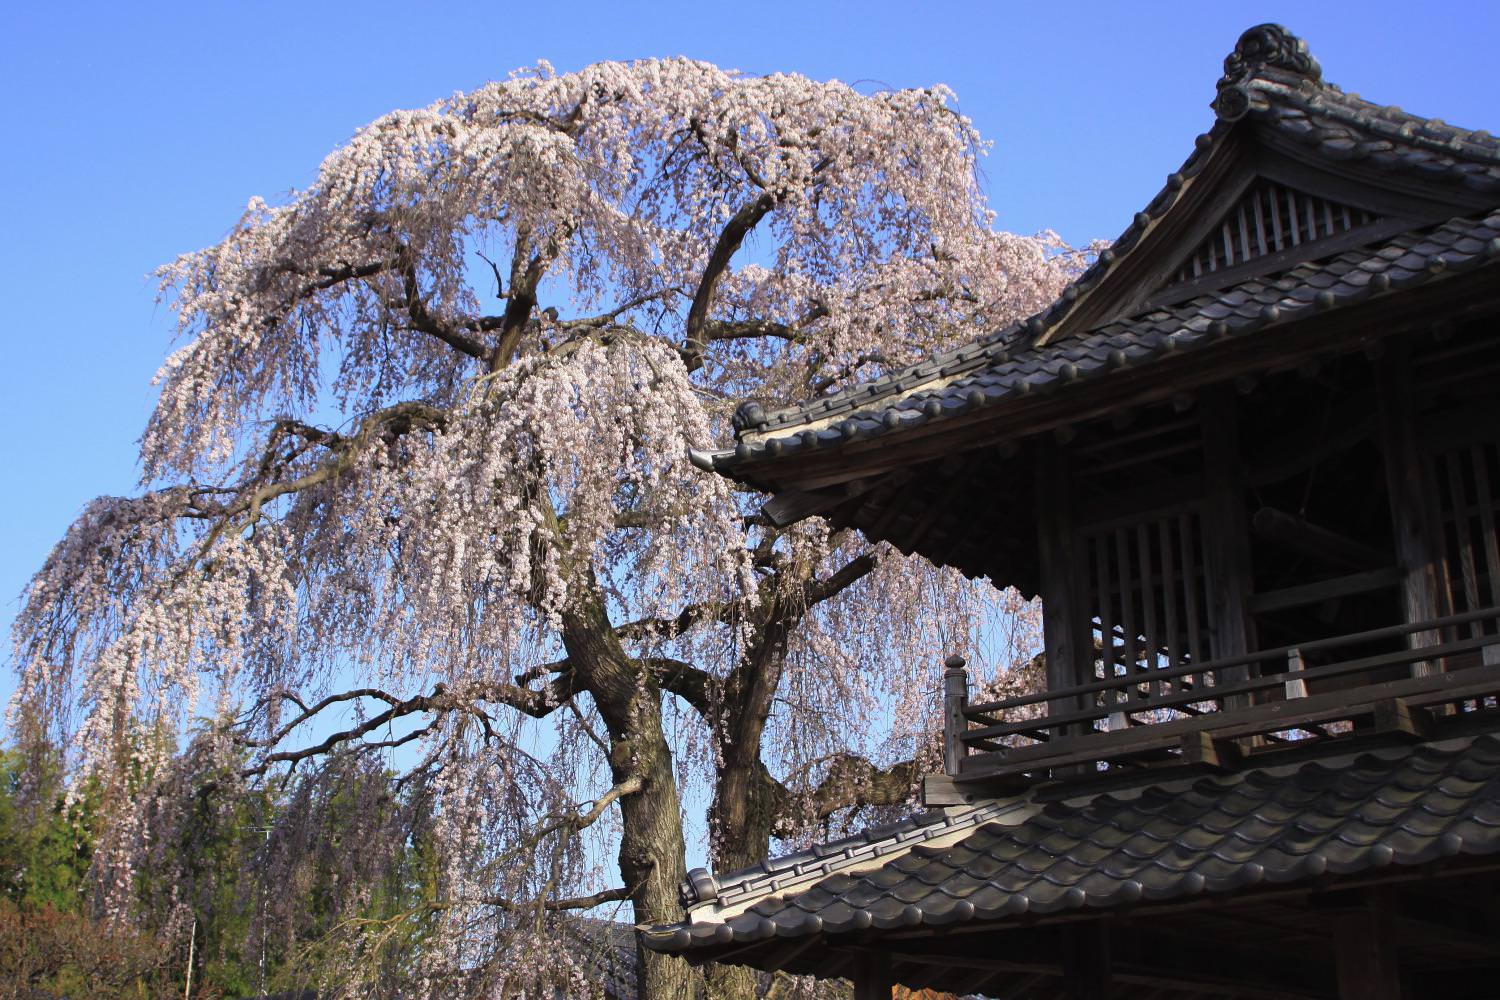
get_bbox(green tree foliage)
[0,738,441,998]
[0,747,95,912]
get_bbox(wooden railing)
[938,607,1500,787]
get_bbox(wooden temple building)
[643,24,1500,1000]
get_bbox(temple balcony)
[930,608,1500,800]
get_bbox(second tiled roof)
[644,734,1500,954]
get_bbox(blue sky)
[2,0,1498,711]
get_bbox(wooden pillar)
[1036,440,1092,735]
[1200,389,1258,700]
[1062,921,1112,1000]
[851,950,893,1000]
[1334,906,1402,1000]
[1374,344,1445,676]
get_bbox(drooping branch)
[186,401,449,541]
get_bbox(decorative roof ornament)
[1214,24,1322,121]
[732,399,769,434]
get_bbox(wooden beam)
[1247,567,1403,614]
[1200,389,1258,705]
[1333,906,1402,1000]
[957,662,1500,781]
[1251,507,1390,571]
[738,271,1500,496]
[1372,698,1433,741]
[1062,921,1112,1000]
[1247,413,1375,488]
[921,772,976,807]
[942,656,969,775]
[852,949,894,1000]
[1036,439,1093,738]
[991,972,1048,999]
[760,934,824,974]
[1373,343,1446,677]
[962,625,1500,748]
[1180,731,1243,771]
[761,487,846,527]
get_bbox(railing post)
[943,654,969,775]
[1285,648,1308,700]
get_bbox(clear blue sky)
[2,0,1498,710]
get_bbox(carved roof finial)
[1215,24,1322,120]
[732,399,769,435]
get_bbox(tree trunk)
[563,597,700,1000]
[616,711,698,999]
[706,599,793,1000]
[705,757,783,999]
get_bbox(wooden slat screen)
[1433,441,1500,663]
[1082,508,1217,728]
[1172,178,1377,285]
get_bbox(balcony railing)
[934,607,1500,792]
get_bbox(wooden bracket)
[921,773,977,808]
[1180,731,1244,770]
[1373,697,1434,740]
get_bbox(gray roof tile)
[701,209,1500,478]
[644,736,1500,956]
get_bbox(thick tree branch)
[773,751,919,833]
[187,401,448,529]
[804,550,878,607]
[615,599,736,644]
[396,250,489,360]
[682,191,776,371]
[699,302,830,347]
[475,886,631,912]
[643,657,720,717]
[492,227,560,371]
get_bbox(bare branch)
[615,599,736,644]
[555,287,681,332]
[244,687,403,749]
[643,657,720,716]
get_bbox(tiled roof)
[643,735,1500,956]
[693,24,1500,481]
[696,209,1500,475]
[679,797,1033,914]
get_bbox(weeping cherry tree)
[10,58,1066,998]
